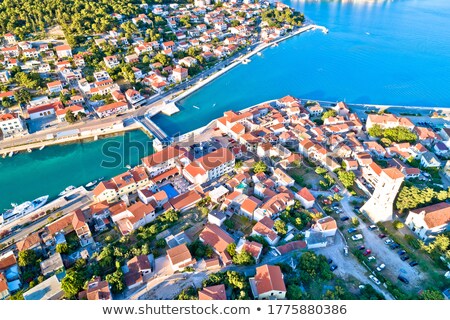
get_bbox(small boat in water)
[2,195,49,221]
[39,146,45,151]
[98,177,104,181]
[85,180,98,188]
[125,165,132,169]
[257,52,262,56]
[59,185,76,197]
[193,105,200,109]
[27,148,32,153]
[8,151,14,157]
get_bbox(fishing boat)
[59,186,76,197]
[1,195,49,221]
[85,180,98,188]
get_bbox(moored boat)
[85,180,98,188]
[59,185,76,197]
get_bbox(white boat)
[27,148,32,153]
[271,43,278,48]
[257,52,262,56]
[193,105,200,109]
[2,195,49,221]
[8,151,14,157]
[85,180,98,188]
[98,177,104,181]
[125,165,132,169]
[59,186,76,197]
[39,146,45,151]
[366,32,371,35]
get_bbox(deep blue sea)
[153,0,450,135]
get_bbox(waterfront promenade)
[0,24,322,155]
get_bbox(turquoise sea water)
[153,0,450,135]
[0,130,153,211]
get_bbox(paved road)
[0,189,93,250]
[335,187,426,292]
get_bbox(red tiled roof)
[199,224,234,253]
[254,265,286,295]
[198,284,227,300]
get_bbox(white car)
[368,256,376,261]
[351,234,363,241]
[376,264,386,272]
[369,275,381,285]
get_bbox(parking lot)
[339,195,428,292]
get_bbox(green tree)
[18,250,38,267]
[392,220,404,230]
[274,220,287,235]
[368,124,384,138]
[420,289,444,300]
[232,250,255,265]
[65,110,77,124]
[106,267,125,294]
[321,109,337,120]
[61,270,85,298]
[226,243,237,257]
[337,170,356,189]
[252,161,267,174]
[14,89,31,104]
[56,243,69,254]
[286,284,304,300]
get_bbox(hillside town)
[1,93,450,301]
[0,1,305,142]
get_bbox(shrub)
[393,220,404,230]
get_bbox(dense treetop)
[0,0,186,40]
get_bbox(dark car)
[409,261,418,267]
[378,233,387,239]
[400,255,410,261]
[358,245,366,250]
[398,275,409,284]
[390,243,400,250]
[368,225,378,231]
[347,227,357,234]
[398,249,406,256]
[327,258,333,265]
[330,265,338,271]
[340,216,350,222]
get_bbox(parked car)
[351,234,363,241]
[378,233,387,239]
[400,255,410,261]
[363,249,372,256]
[368,225,378,231]
[398,275,409,284]
[390,243,400,250]
[327,258,333,264]
[368,256,376,261]
[369,275,381,285]
[330,264,338,271]
[347,227,357,234]
[409,261,418,267]
[398,249,406,256]
[358,245,366,250]
[384,239,394,245]
[340,216,350,221]
[376,264,386,272]
[343,246,349,256]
